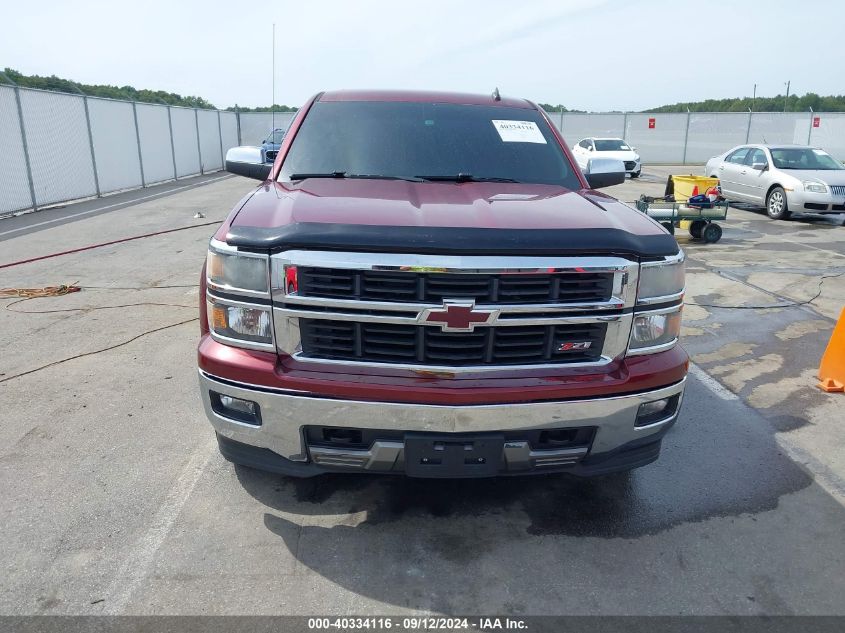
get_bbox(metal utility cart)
[635,197,728,243]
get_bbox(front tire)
[766,186,791,220]
[630,170,641,179]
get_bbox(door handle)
[740,170,747,175]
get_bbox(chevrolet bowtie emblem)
[419,300,497,332]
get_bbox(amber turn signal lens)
[211,305,228,330]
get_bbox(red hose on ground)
[0,220,222,271]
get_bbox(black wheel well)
[766,183,785,200]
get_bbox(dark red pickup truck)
[198,90,687,478]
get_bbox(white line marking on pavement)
[0,175,230,238]
[690,361,845,503]
[103,443,214,614]
[688,362,738,400]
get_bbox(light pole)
[272,23,276,131]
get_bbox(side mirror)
[751,162,767,171]
[588,146,594,151]
[225,146,272,180]
[631,146,637,151]
[584,157,626,189]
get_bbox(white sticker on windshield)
[492,120,547,144]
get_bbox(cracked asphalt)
[1,169,843,615]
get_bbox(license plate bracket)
[403,433,504,478]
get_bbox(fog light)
[211,392,261,426]
[220,395,256,416]
[635,395,679,427]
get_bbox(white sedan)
[572,138,641,178]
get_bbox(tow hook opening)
[322,428,363,445]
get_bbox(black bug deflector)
[225,223,679,258]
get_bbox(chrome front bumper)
[199,371,686,474]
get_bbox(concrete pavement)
[1,170,843,615]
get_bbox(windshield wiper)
[289,171,348,180]
[416,173,521,183]
[289,172,425,182]
[348,174,425,182]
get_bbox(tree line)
[0,68,298,111]
[541,94,845,113]
[4,70,841,114]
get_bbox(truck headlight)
[207,299,273,345]
[206,240,273,350]
[629,308,682,353]
[207,248,269,294]
[637,253,685,304]
[803,181,828,194]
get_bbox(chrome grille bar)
[269,251,638,372]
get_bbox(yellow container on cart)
[667,175,719,202]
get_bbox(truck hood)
[225,179,677,257]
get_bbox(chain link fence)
[2,83,844,215]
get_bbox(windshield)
[594,139,630,151]
[279,101,581,188]
[265,130,285,145]
[770,148,843,170]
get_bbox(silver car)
[705,144,845,220]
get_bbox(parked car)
[572,137,641,178]
[208,89,687,479]
[705,144,845,220]
[261,128,286,163]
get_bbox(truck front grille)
[271,251,636,371]
[298,268,614,305]
[300,319,607,366]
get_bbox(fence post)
[217,110,224,169]
[132,102,146,187]
[622,111,628,139]
[745,108,752,143]
[81,96,101,197]
[194,109,204,174]
[236,109,242,145]
[807,107,814,145]
[682,109,691,164]
[166,106,178,180]
[13,86,38,211]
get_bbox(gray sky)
[3,0,843,111]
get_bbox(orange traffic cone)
[691,185,699,197]
[818,307,845,392]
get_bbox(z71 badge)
[557,341,593,352]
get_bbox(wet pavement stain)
[236,380,814,541]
